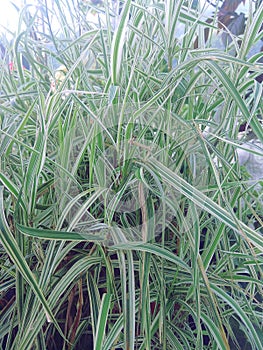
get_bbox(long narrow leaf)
[94,293,112,350]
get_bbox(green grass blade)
[110,0,132,85]
[112,242,190,272]
[16,223,105,241]
[94,293,112,350]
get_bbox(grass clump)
[0,0,262,349]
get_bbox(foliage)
[0,0,263,349]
